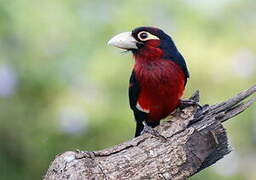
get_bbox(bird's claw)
[180,99,203,109]
[187,104,210,126]
[141,123,167,141]
[194,104,210,118]
[75,149,95,159]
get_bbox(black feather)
[129,71,147,137]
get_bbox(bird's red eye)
[139,32,148,40]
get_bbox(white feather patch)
[136,103,150,113]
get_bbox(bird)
[108,26,190,137]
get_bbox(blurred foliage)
[0,0,255,179]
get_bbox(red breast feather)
[134,43,185,123]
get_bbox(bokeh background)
[0,0,255,179]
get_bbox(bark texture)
[44,85,256,180]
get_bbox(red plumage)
[133,40,185,123]
[134,58,185,122]
[108,26,189,137]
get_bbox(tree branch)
[44,85,256,180]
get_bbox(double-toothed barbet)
[108,26,190,137]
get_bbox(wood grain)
[44,85,256,180]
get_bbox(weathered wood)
[44,85,256,180]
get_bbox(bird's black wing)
[167,52,190,85]
[129,71,139,110]
[129,71,147,137]
[163,50,190,85]
[176,52,189,79]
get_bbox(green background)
[0,0,255,179]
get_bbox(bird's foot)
[141,123,167,141]
[180,99,203,109]
[194,104,210,119]
[75,149,95,159]
[187,104,210,126]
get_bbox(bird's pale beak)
[107,32,138,50]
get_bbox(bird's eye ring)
[137,31,159,41]
[139,32,148,40]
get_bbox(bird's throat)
[133,45,163,62]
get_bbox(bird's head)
[108,26,179,60]
[108,26,189,78]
